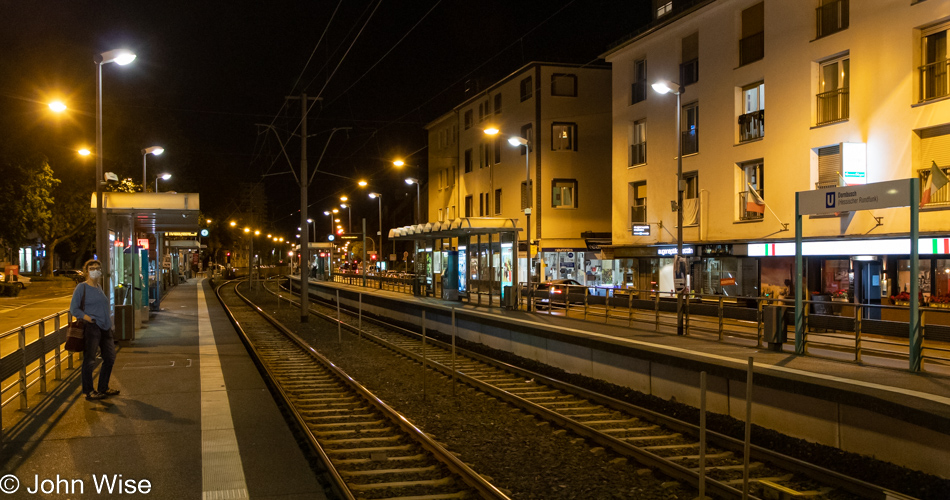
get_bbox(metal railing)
[629,142,646,166]
[816,87,849,125]
[738,109,764,142]
[0,310,80,438]
[816,0,848,39]
[919,58,949,102]
[519,284,949,375]
[739,32,764,66]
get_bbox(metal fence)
[0,310,80,437]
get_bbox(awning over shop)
[91,192,200,233]
[388,217,522,241]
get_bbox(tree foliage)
[40,167,94,276]
[0,152,58,265]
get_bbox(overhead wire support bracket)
[308,126,352,186]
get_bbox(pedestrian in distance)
[69,259,119,401]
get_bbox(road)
[0,282,75,336]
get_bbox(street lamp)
[95,48,135,307]
[154,173,171,192]
[48,101,67,113]
[340,202,352,233]
[652,78,686,336]
[306,218,315,243]
[141,146,164,192]
[369,192,383,264]
[485,127,534,309]
[405,177,421,224]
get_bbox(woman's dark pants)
[82,322,116,395]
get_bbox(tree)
[0,152,58,266]
[40,168,94,276]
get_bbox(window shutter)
[921,124,950,168]
[818,145,841,187]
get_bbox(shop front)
[605,245,696,298]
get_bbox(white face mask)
[88,270,102,279]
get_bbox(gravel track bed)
[234,281,950,499]
[237,282,689,499]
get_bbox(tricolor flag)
[920,161,949,208]
[746,183,765,213]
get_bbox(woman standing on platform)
[69,259,119,401]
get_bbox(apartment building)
[425,62,613,286]
[603,0,950,304]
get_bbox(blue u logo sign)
[825,192,836,208]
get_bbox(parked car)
[0,273,31,289]
[535,279,584,309]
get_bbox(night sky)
[1,0,651,237]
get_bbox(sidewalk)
[0,278,325,499]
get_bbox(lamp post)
[141,146,164,192]
[154,173,171,192]
[485,127,533,310]
[340,201,352,233]
[652,79,686,336]
[405,177,421,224]
[369,192,383,266]
[307,218,315,243]
[95,48,136,308]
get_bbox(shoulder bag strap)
[81,284,86,314]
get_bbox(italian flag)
[920,160,949,208]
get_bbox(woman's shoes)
[85,388,119,400]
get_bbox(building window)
[738,161,764,221]
[552,179,577,209]
[464,110,473,130]
[654,0,672,18]
[464,149,473,173]
[519,124,533,155]
[450,205,456,220]
[682,172,699,226]
[520,76,533,101]
[816,0,848,39]
[632,59,647,104]
[479,193,484,216]
[817,56,849,125]
[919,164,950,206]
[551,73,577,96]
[630,181,647,224]
[465,195,473,217]
[682,103,699,155]
[630,119,647,166]
[438,208,444,222]
[552,123,577,151]
[921,24,949,102]
[493,136,501,164]
[739,82,764,142]
[739,2,764,66]
[494,189,502,215]
[494,93,502,115]
[680,33,699,86]
[438,169,446,191]
[816,144,842,189]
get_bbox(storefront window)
[822,259,851,299]
[935,260,950,299]
[760,257,794,298]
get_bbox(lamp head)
[340,203,347,209]
[98,49,136,65]
[78,148,91,156]
[159,173,171,180]
[332,208,339,214]
[358,180,368,187]
[393,159,406,167]
[651,80,681,95]
[405,177,418,185]
[143,146,164,156]
[324,211,330,216]
[340,195,348,202]
[49,101,67,113]
[369,192,380,199]
[508,136,529,147]
[483,127,499,136]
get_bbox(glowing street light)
[78,148,91,156]
[358,180,368,187]
[405,177,421,224]
[393,159,405,167]
[154,172,171,192]
[142,146,164,192]
[230,221,237,227]
[48,101,67,113]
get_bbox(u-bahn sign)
[798,179,911,215]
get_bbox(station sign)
[798,179,910,215]
[656,246,695,256]
[632,224,651,236]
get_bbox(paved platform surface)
[307,277,950,431]
[0,278,325,500]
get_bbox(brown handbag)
[65,285,86,352]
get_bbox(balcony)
[920,58,949,102]
[738,191,764,221]
[816,0,848,39]
[816,87,849,125]
[681,129,698,156]
[629,142,646,166]
[680,58,698,87]
[738,109,764,142]
[739,32,764,66]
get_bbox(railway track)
[261,277,908,500]
[215,280,510,500]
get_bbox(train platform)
[307,278,950,430]
[0,278,325,499]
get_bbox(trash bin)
[114,304,135,342]
[763,305,787,351]
[502,285,516,309]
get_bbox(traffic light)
[226,252,231,263]
[370,253,377,261]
